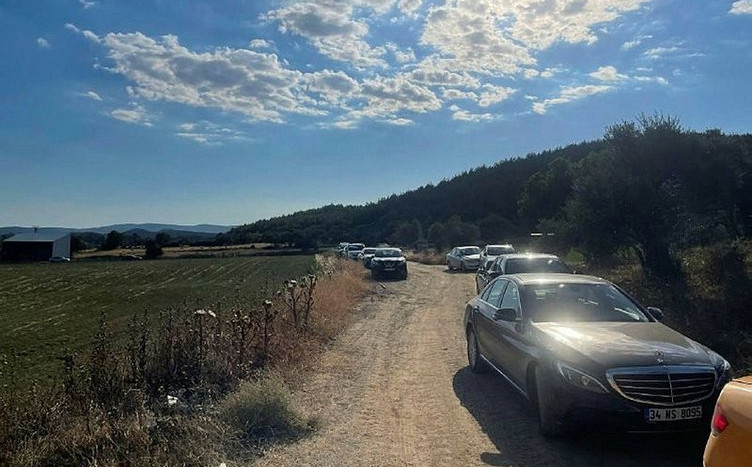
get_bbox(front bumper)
[372,262,407,276]
[550,374,720,433]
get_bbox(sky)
[1,0,751,228]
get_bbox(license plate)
[384,267,395,271]
[644,406,702,422]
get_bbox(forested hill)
[223,116,752,276]
[221,139,603,246]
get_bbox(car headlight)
[716,357,733,387]
[556,362,608,394]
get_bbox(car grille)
[607,366,716,406]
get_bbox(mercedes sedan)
[464,273,731,436]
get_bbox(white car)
[345,243,365,260]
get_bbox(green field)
[0,255,315,383]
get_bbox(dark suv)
[464,273,731,436]
[370,248,408,280]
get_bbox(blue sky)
[1,0,751,227]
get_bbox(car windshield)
[348,244,364,250]
[523,283,649,323]
[460,247,480,255]
[487,246,514,255]
[505,257,569,274]
[375,248,402,257]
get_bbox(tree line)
[226,114,752,278]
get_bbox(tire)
[534,366,564,437]
[371,269,379,280]
[460,261,466,272]
[467,328,488,373]
[447,260,453,271]
[401,269,408,280]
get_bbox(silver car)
[446,245,481,271]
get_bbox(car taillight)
[711,404,729,435]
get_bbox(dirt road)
[257,263,707,467]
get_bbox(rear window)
[348,244,365,250]
[460,247,480,255]
[487,246,514,255]
[505,258,570,274]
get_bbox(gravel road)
[257,262,707,467]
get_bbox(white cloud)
[77,0,660,129]
[477,84,515,107]
[385,43,416,63]
[633,75,668,85]
[249,39,273,49]
[37,37,50,48]
[65,23,99,42]
[621,34,652,50]
[175,121,251,144]
[80,91,103,101]
[643,46,680,59]
[730,1,752,15]
[262,1,387,68]
[442,88,477,101]
[421,0,648,76]
[589,65,627,82]
[532,84,613,114]
[451,108,495,122]
[97,32,323,123]
[383,117,413,126]
[397,0,422,16]
[79,0,96,8]
[110,105,153,126]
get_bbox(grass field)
[0,255,315,383]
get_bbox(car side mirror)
[494,307,518,321]
[647,306,664,321]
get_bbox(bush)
[217,372,313,444]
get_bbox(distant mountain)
[82,223,231,235]
[0,223,231,237]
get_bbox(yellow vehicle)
[704,376,752,466]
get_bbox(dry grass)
[0,256,371,466]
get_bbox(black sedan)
[464,273,731,436]
[475,253,570,293]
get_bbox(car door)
[489,281,533,388]
[473,278,508,366]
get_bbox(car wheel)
[534,366,564,437]
[447,260,453,271]
[460,261,466,272]
[467,328,488,373]
[371,269,379,280]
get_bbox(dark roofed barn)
[1,232,71,261]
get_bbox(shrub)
[217,372,313,444]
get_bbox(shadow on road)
[452,367,707,467]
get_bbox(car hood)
[463,254,481,261]
[533,322,714,369]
